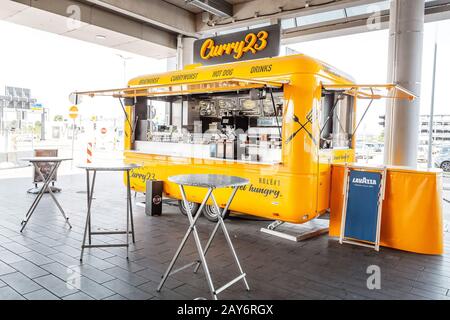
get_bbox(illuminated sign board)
[193,24,281,65]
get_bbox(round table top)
[20,157,72,163]
[168,174,249,189]
[77,162,142,171]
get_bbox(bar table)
[20,157,72,232]
[78,162,142,261]
[157,174,250,300]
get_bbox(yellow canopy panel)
[74,78,285,99]
[322,84,417,101]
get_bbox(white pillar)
[166,56,177,72]
[384,0,425,167]
[182,37,196,67]
[175,35,196,70]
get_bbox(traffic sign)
[32,103,43,111]
[69,93,83,105]
[69,105,79,119]
[101,128,107,135]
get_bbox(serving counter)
[329,164,444,255]
[133,140,282,164]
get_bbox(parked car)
[434,146,450,172]
[355,142,383,160]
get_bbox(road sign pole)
[427,28,438,169]
[68,105,79,169]
[40,108,47,141]
[71,119,76,169]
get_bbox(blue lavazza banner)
[344,170,382,243]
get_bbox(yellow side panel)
[316,171,331,214]
[330,165,444,255]
[124,105,133,151]
[125,153,320,224]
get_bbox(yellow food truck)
[75,53,414,224]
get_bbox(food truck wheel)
[178,200,199,217]
[441,161,450,172]
[203,205,223,223]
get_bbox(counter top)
[77,162,143,171]
[332,163,443,174]
[168,174,249,189]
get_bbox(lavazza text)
[177,304,274,318]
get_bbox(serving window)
[133,88,284,164]
[320,90,355,150]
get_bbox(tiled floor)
[0,172,449,300]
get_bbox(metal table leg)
[180,185,217,300]
[158,184,249,300]
[211,192,250,291]
[21,162,60,232]
[22,163,56,221]
[34,162,72,229]
[127,170,136,244]
[126,171,130,259]
[80,169,136,262]
[157,187,213,294]
[80,169,96,261]
[194,186,239,274]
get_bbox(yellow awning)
[74,78,285,99]
[322,84,417,101]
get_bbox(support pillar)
[40,108,46,141]
[175,35,196,70]
[384,0,425,167]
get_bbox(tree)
[33,121,42,135]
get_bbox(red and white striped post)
[87,142,93,164]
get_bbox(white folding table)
[78,163,142,261]
[20,157,72,232]
[157,174,250,300]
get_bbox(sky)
[0,18,449,135]
[286,20,450,135]
[0,20,166,120]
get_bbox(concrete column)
[384,0,425,167]
[182,37,196,68]
[40,109,46,141]
[176,35,196,70]
[166,56,177,72]
[0,107,3,132]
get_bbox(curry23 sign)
[193,24,281,65]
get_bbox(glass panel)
[281,18,296,29]
[218,27,249,35]
[296,9,346,27]
[133,90,283,164]
[320,92,354,150]
[345,1,390,17]
[249,22,271,30]
[333,94,354,149]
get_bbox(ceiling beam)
[282,0,450,44]
[196,0,383,33]
[3,0,178,58]
[186,0,232,18]
[81,0,198,37]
